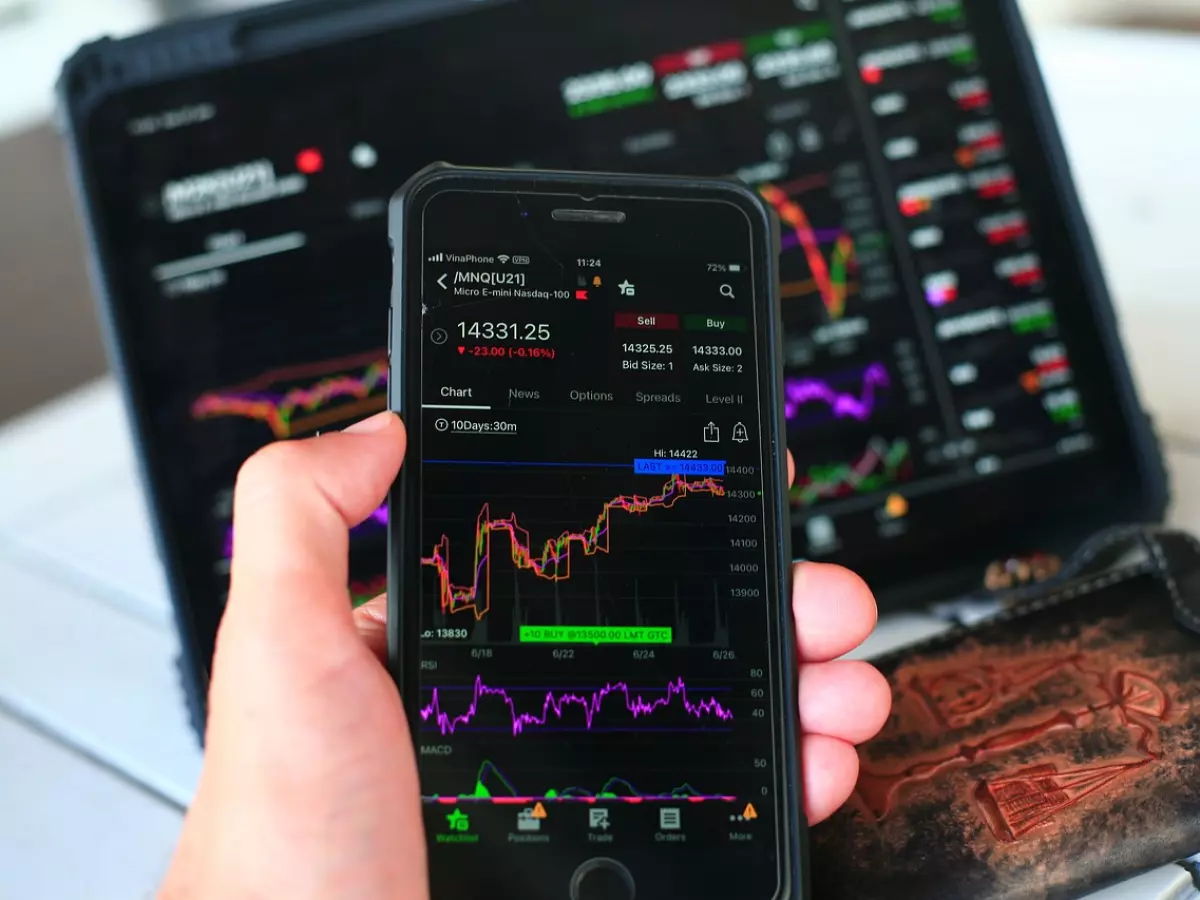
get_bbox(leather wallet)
[811,527,1200,900]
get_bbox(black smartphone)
[388,164,801,900]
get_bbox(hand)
[159,412,889,900]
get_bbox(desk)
[1,25,1198,900]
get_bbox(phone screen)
[395,183,795,900]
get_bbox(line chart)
[759,182,857,320]
[420,676,733,736]
[784,362,891,423]
[426,759,737,805]
[781,276,859,303]
[422,474,725,621]
[190,350,388,439]
[791,437,913,508]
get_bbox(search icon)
[720,284,736,299]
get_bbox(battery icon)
[729,264,742,272]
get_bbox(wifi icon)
[497,255,511,264]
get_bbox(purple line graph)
[781,227,845,253]
[785,362,891,423]
[421,676,734,737]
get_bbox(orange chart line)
[782,280,861,301]
[423,474,725,621]
[190,350,389,439]
[759,183,855,320]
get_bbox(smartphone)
[388,164,801,900]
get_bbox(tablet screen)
[74,0,1151,673]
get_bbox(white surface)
[0,0,160,140]
[1036,27,1200,443]
[0,710,182,900]
[0,557,203,807]
[1020,0,1200,26]
[1085,866,1199,900]
[1,23,1199,900]
[11,463,174,628]
[0,379,135,528]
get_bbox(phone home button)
[569,857,636,900]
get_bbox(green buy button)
[683,314,749,333]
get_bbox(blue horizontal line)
[423,459,630,468]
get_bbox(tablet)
[59,0,1167,725]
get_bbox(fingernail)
[344,411,396,435]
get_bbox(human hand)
[159,412,889,900]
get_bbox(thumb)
[221,411,405,657]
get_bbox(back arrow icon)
[437,273,449,290]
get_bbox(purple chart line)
[421,676,735,737]
[784,362,891,424]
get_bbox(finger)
[225,412,405,648]
[787,450,794,489]
[353,593,389,663]
[802,733,860,825]
[793,562,878,662]
[797,660,891,745]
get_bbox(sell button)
[614,312,680,330]
[683,314,749,333]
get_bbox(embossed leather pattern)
[811,528,1200,900]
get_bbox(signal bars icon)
[428,252,445,263]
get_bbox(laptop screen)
[69,0,1156,674]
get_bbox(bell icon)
[592,275,603,287]
[732,422,750,443]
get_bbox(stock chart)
[393,191,786,874]
[90,0,1111,791]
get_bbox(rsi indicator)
[421,676,734,736]
[784,363,890,424]
[190,350,388,439]
[423,474,725,620]
[426,759,737,805]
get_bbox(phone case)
[385,163,808,898]
[811,527,1200,900]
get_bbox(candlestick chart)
[189,350,389,439]
[421,676,733,737]
[791,437,914,508]
[422,473,725,624]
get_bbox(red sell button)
[614,312,680,330]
